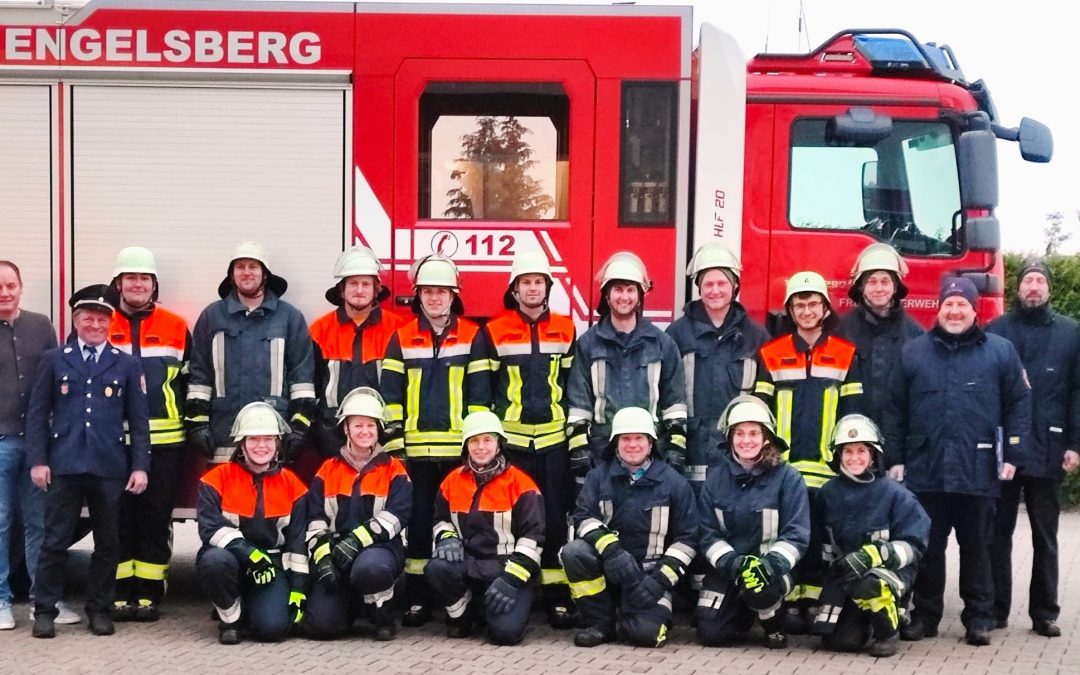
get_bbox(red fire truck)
[0,2,1051,519]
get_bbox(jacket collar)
[595,315,655,343]
[686,300,749,340]
[1012,301,1054,326]
[225,290,279,315]
[930,322,985,349]
[335,304,386,329]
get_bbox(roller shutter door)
[70,85,347,325]
[0,85,54,319]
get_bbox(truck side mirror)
[1017,117,1053,163]
[830,107,893,144]
[957,115,998,210]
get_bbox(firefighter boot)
[761,615,788,650]
[573,626,614,648]
[218,621,241,645]
[373,604,397,641]
[446,611,474,639]
[133,599,161,623]
[866,608,900,658]
[112,601,136,622]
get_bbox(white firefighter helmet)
[848,243,909,303]
[333,246,384,280]
[508,251,553,286]
[686,242,742,280]
[336,387,386,426]
[113,246,158,277]
[230,402,291,441]
[784,270,830,306]
[219,241,287,298]
[608,407,658,441]
[598,252,651,290]
[408,254,461,291]
[830,414,884,453]
[461,410,507,449]
[719,395,778,437]
[230,241,271,269]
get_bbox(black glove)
[833,544,881,584]
[485,574,523,615]
[246,548,277,586]
[663,448,688,475]
[433,534,464,563]
[737,555,773,594]
[627,570,668,609]
[188,424,216,460]
[601,545,642,586]
[381,422,405,454]
[718,553,746,581]
[569,446,593,478]
[281,430,307,463]
[311,534,339,590]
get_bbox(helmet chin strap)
[840,464,875,483]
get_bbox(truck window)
[619,82,677,226]
[419,82,568,221]
[788,119,962,255]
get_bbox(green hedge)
[1003,253,1080,508]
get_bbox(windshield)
[789,119,961,255]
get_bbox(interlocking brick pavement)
[1,508,1078,674]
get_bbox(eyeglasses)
[791,300,824,312]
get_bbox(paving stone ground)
[1,508,1077,674]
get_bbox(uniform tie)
[84,344,98,363]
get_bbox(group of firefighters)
[1,235,1076,657]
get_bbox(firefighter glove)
[281,430,307,463]
[627,570,667,609]
[311,534,339,589]
[288,590,306,625]
[601,545,642,587]
[484,574,522,616]
[247,549,276,586]
[188,424,216,460]
[834,544,883,584]
[738,555,773,594]
[569,446,593,477]
[663,448,688,475]
[331,527,371,571]
[433,534,464,563]
[718,553,746,581]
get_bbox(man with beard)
[309,246,404,457]
[106,247,191,622]
[883,277,1031,646]
[836,243,923,426]
[478,251,576,628]
[986,259,1080,638]
[381,254,491,627]
[186,242,315,465]
[565,252,686,479]
[754,271,863,633]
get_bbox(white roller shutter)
[0,85,54,320]
[70,85,347,326]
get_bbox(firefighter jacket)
[187,291,316,457]
[836,304,923,426]
[109,304,191,447]
[574,457,697,569]
[310,305,406,454]
[566,317,687,458]
[698,454,809,581]
[305,452,412,557]
[754,329,864,489]
[25,342,151,480]
[882,324,1032,498]
[666,301,769,482]
[382,314,492,460]
[987,303,1080,479]
[433,461,545,583]
[198,460,309,590]
[480,308,576,452]
[817,474,930,592]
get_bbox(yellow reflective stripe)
[467,405,488,414]
[505,429,566,450]
[755,381,776,397]
[382,358,405,374]
[385,403,404,423]
[595,533,618,554]
[449,365,465,431]
[149,418,184,431]
[292,413,311,427]
[541,568,569,585]
[568,433,588,450]
[548,356,565,423]
[776,389,793,447]
[505,365,524,422]
[405,368,422,433]
[162,364,181,423]
[405,430,464,443]
[503,419,565,436]
[568,576,607,599]
[467,358,495,374]
[561,355,573,369]
[150,429,186,446]
[820,385,838,461]
[133,561,168,581]
[505,561,531,582]
[660,564,679,585]
[116,559,135,580]
[356,526,375,547]
[785,583,822,602]
[405,558,428,576]
[853,579,898,630]
[839,382,863,396]
[862,544,884,568]
[313,542,331,562]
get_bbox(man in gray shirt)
[0,260,56,630]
